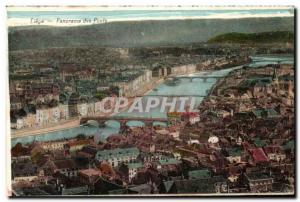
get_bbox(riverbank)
[134,77,165,97]
[10,55,291,143]
[11,118,81,138]
[11,78,165,139]
[9,57,248,139]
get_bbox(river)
[11,54,294,147]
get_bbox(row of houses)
[110,70,153,97]
[11,97,115,129]
[12,139,292,195]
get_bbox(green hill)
[208,31,294,44]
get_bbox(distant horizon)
[7,7,294,27]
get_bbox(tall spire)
[272,61,279,82]
[272,66,278,81]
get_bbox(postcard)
[7,6,295,197]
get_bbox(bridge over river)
[80,116,169,128]
[144,94,206,97]
[167,75,224,82]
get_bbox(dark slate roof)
[245,172,273,181]
[13,187,50,196]
[53,159,77,170]
[108,188,138,195]
[279,74,294,82]
[239,77,272,89]
[61,185,89,195]
[96,147,139,161]
[252,108,279,119]
[253,137,267,148]
[163,181,175,193]
[128,184,152,194]
[12,162,38,178]
[93,177,124,195]
[170,176,226,194]
[283,140,295,151]
[227,147,242,157]
[188,169,211,179]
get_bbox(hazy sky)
[7,6,294,27]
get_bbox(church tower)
[272,65,278,82]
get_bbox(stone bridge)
[144,94,206,97]
[80,116,169,129]
[167,75,223,82]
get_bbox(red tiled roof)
[250,148,269,163]
[181,112,198,117]
[79,168,101,177]
[68,139,90,147]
